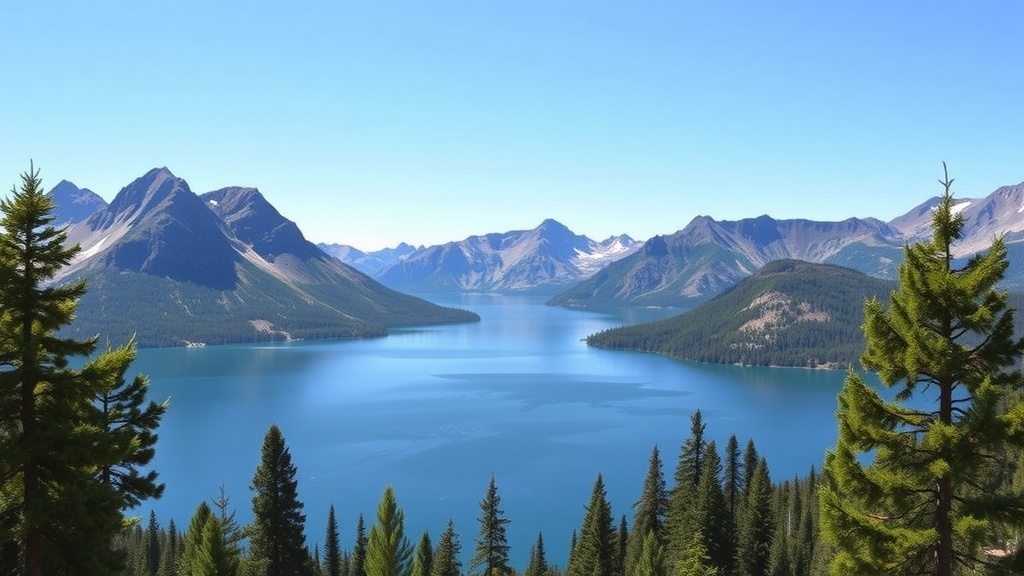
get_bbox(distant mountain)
[318,242,422,277]
[55,168,478,347]
[587,259,895,368]
[549,215,904,308]
[48,180,107,227]
[373,219,641,293]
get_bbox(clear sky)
[2,2,1021,251]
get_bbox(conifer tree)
[196,514,239,576]
[741,440,759,501]
[0,164,164,575]
[688,441,731,574]
[211,485,243,569]
[364,486,411,576]
[470,475,510,576]
[430,520,461,576]
[736,458,773,576]
[324,505,343,576]
[181,502,214,576]
[145,510,161,576]
[666,410,707,568]
[633,531,665,576]
[410,531,432,576]
[524,532,547,576]
[566,474,615,576]
[157,518,181,576]
[625,445,668,576]
[723,436,742,527]
[613,515,627,576]
[350,514,368,576]
[820,166,1024,575]
[675,536,719,576]
[248,425,308,576]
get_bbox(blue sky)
[2,2,1021,250]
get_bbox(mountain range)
[549,180,1024,308]
[48,168,477,347]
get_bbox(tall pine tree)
[470,475,510,576]
[430,520,461,576]
[364,486,411,576]
[820,165,1024,575]
[248,424,308,576]
[324,505,342,576]
[566,474,615,576]
[0,164,163,576]
[625,445,668,576]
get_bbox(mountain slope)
[375,219,640,293]
[550,215,903,308]
[318,242,421,277]
[586,259,894,368]
[56,168,478,347]
[48,180,108,227]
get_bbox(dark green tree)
[470,475,510,576]
[156,518,180,576]
[613,515,626,576]
[364,486,411,576]
[410,531,432,576]
[430,520,460,576]
[820,165,1024,576]
[0,164,163,576]
[324,505,342,576]
[211,485,243,570]
[625,445,668,576]
[248,424,308,576]
[741,440,759,501]
[524,532,547,576]
[145,511,161,576]
[723,435,742,528]
[688,441,731,574]
[666,410,707,568]
[736,458,773,576]
[566,474,615,576]
[350,514,368,576]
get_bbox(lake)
[133,293,852,567]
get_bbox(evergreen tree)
[633,531,665,576]
[0,163,164,575]
[675,537,718,576]
[211,485,243,570]
[470,475,510,576]
[157,518,181,576]
[820,165,1024,576]
[613,516,626,576]
[723,435,742,530]
[736,458,773,576]
[350,514,368,576]
[688,441,731,574]
[430,520,461,576]
[625,445,668,576]
[181,503,214,576]
[410,531,432,576]
[196,514,239,576]
[741,440,759,501]
[566,474,615,576]
[248,425,308,576]
[364,486,412,576]
[524,533,547,576]
[666,410,707,568]
[145,511,162,576]
[324,505,343,576]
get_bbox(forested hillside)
[587,260,894,368]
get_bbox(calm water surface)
[134,294,851,566]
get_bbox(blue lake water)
[132,294,853,567]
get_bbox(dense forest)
[587,260,894,368]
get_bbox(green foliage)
[324,506,342,576]
[409,531,431,576]
[566,474,615,576]
[736,458,774,576]
[820,165,1024,575]
[524,533,547,576]
[430,520,461,576]
[587,259,894,368]
[624,445,667,576]
[351,515,368,576]
[364,486,412,576]
[470,476,511,576]
[247,425,308,575]
[0,164,163,576]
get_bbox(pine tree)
[211,485,243,570]
[688,441,731,574]
[741,440,759,501]
[430,520,461,576]
[613,515,626,576]
[145,510,161,576]
[0,163,164,575]
[524,533,547,576]
[633,531,665,576]
[350,514,368,576]
[157,518,180,576]
[324,505,343,576]
[364,486,412,576]
[625,445,668,576]
[181,502,214,576]
[470,475,510,576]
[820,165,1024,575]
[566,474,615,576]
[723,436,742,531]
[196,514,239,576]
[248,424,309,576]
[410,531,432,576]
[666,410,707,568]
[736,458,773,576]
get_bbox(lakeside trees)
[0,164,164,575]
[821,165,1024,575]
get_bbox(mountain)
[318,242,421,277]
[55,168,478,347]
[373,219,641,293]
[48,179,108,227]
[587,259,895,368]
[549,215,904,308]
